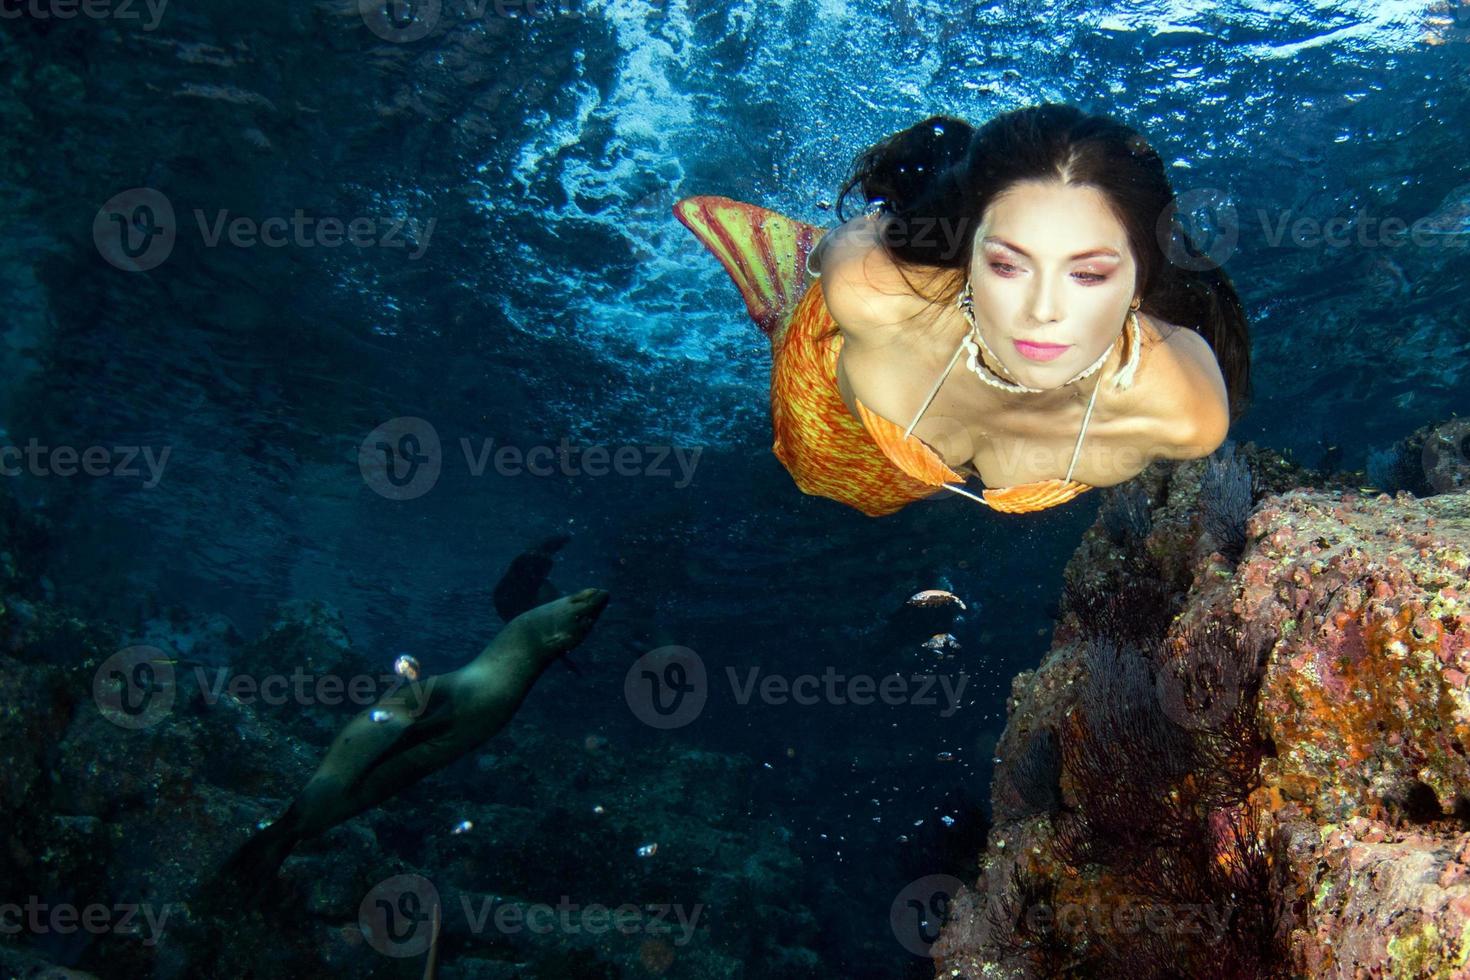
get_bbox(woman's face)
[966,180,1139,390]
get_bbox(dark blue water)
[2,1,1468,977]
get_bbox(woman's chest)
[833,326,1174,489]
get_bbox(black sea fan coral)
[1059,568,1177,651]
[1007,726,1062,819]
[1058,638,1197,863]
[1044,612,1284,976]
[1199,441,1256,561]
[1099,481,1154,546]
[1154,618,1256,731]
[1166,618,1271,811]
[983,857,1074,975]
[1080,638,1195,784]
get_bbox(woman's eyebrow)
[983,236,1121,261]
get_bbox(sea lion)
[217,586,610,896]
[492,533,571,621]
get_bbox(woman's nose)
[1027,277,1064,323]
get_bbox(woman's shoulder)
[815,216,936,341]
[1132,313,1230,457]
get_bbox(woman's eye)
[988,262,1106,284]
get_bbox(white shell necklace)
[955,278,1142,395]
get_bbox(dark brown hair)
[834,104,1252,423]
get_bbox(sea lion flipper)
[211,801,305,905]
[492,533,572,622]
[533,533,571,557]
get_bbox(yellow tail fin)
[673,195,824,337]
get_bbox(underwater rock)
[0,653,73,812]
[1242,487,1470,976]
[932,456,1470,979]
[1375,417,1470,499]
[228,598,380,743]
[135,608,243,669]
[0,589,821,978]
[1419,417,1470,496]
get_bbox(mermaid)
[675,104,1251,517]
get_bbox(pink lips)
[1014,340,1071,362]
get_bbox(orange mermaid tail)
[674,195,942,516]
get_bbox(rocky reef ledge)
[934,435,1470,979]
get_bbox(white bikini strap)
[904,335,970,439]
[1063,376,1102,483]
[919,331,1102,501]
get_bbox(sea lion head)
[563,586,611,635]
[526,587,611,660]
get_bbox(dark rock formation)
[932,436,1470,979]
